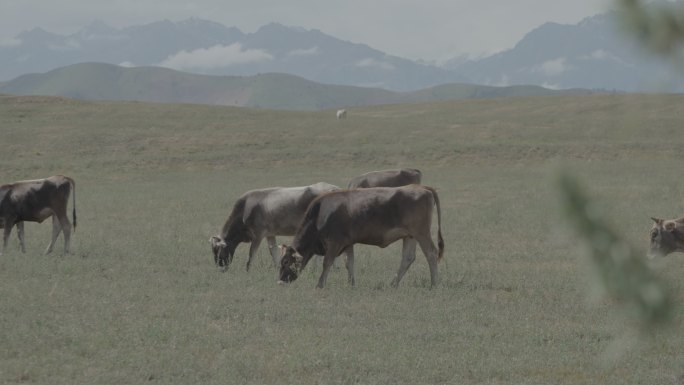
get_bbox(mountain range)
[0,19,464,92]
[446,13,681,92]
[1,8,682,93]
[0,62,593,110]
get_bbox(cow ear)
[210,236,227,247]
[293,253,304,268]
[651,217,664,225]
[665,221,677,232]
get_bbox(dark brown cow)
[648,216,684,258]
[346,168,422,189]
[210,182,340,271]
[344,168,424,275]
[0,175,76,255]
[278,184,444,288]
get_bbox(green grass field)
[0,93,683,384]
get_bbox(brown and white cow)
[0,175,77,255]
[210,182,340,271]
[347,168,422,189]
[278,184,444,288]
[648,216,684,258]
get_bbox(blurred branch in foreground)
[557,171,672,331]
[617,0,684,57]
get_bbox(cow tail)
[425,186,444,262]
[70,178,77,230]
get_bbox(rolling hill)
[0,63,595,110]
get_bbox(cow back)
[347,168,422,189]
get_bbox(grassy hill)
[0,63,595,110]
[1,93,682,384]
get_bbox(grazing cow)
[0,175,77,255]
[336,109,347,120]
[278,184,444,289]
[347,168,422,189]
[210,182,340,271]
[343,168,424,278]
[648,216,684,258]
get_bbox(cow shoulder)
[241,189,270,223]
[311,194,347,230]
[0,186,12,213]
[0,185,10,202]
[8,182,36,204]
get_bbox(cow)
[347,168,422,189]
[0,175,76,255]
[210,182,340,271]
[278,184,444,289]
[342,168,424,277]
[648,216,684,258]
[336,109,347,120]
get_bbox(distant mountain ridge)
[0,19,464,91]
[445,12,683,91]
[0,63,594,110]
[2,7,682,92]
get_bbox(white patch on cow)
[259,188,305,215]
[258,183,338,215]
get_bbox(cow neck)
[291,240,315,269]
[674,229,684,249]
[221,216,247,244]
[220,197,250,244]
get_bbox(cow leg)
[59,214,72,254]
[316,250,338,289]
[266,236,281,267]
[246,237,264,272]
[417,236,440,288]
[391,238,417,288]
[45,216,62,254]
[16,221,26,253]
[343,245,355,286]
[2,222,13,255]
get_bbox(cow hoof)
[277,280,287,285]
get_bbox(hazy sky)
[2,0,615,61]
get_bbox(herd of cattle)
[208,168,443,288]
[0,169,680,288]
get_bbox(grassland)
[0,93,683,384]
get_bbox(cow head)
[210,236,234,268]
[278,245,303,283]
[648,217,684,258]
